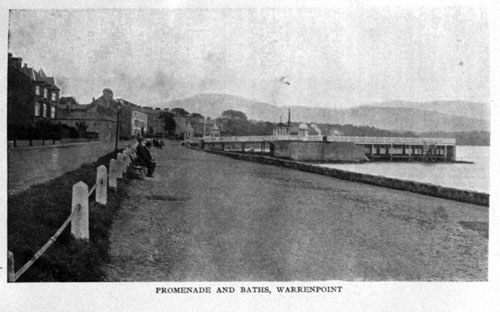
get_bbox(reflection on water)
[318,146,489,193]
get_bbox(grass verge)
[8,151,129,282]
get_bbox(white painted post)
[96,165,107,205]
[71,182,89,240]
[127,149,131,167]
[109,159,117,190]
[8,251,15,282]
[123,149,130,168]
[121,152,128,173]
[117,153,124,179]
[120,153,127,173]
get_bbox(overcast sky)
[8,7,489,108]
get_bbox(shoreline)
[202,148,488,206]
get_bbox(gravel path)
[105,142,488,281]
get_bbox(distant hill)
[163,93,280,121]
[338,106,489,133]
[160,93,489,133]
[373,100,490,121]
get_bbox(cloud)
[8,8,490,108]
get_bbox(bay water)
[318,146,489,193]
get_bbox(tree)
[189,112,204,120]
[217,110,250,136]
[221,110,247,121]
[59,96,79,106]
[159,112,177,136]
[170,107,190,117]
[77,121,88,138]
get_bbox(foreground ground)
[105,142,488,281]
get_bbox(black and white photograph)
[1,0,499,311]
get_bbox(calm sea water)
[318,146,489,193]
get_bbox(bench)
[131,165,147,179]
[127,150,147,180]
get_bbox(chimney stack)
[10,56,23,69]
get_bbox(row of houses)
[7,53,176,142]
[8,52,290,142]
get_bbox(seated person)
[135,137,156,177]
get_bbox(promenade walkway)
[105,141,488,281]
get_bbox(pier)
[202,135,457,162]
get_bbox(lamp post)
[203,117,206,138]
[115,103,121,153]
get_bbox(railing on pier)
[202,135,456,146]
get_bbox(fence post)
[8,251,15,282]
[71,182,89,240]
[96,165,107,205]
[109,159,117,190]
[120,152,126,174]
[117,153,124,179]
[124,149,131,167]
[122,150,129,171]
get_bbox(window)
[35,103,41,116]
[35,86,40,95]
[43,104,47,117]
[51,92,57,101]
[50,107,56,119]
[93,121,99,127]
[44,88,48,99]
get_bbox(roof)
[20,65,60,89]
[276,122,287,128]
[65,104,89,111]
[57,110,116,122]
[299,123,308,130]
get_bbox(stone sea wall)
[8,141,118,194]
[204,149,489,207]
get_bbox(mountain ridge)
[158,93,489,133]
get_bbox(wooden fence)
[7,146,135,282]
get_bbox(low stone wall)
[204,149,489,207]
[8,141,118,194]
[8,138,101,148]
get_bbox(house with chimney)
[7,53,60,131]
[116,98,148,138]
[142,106,165,137]
[57,89,119,141]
